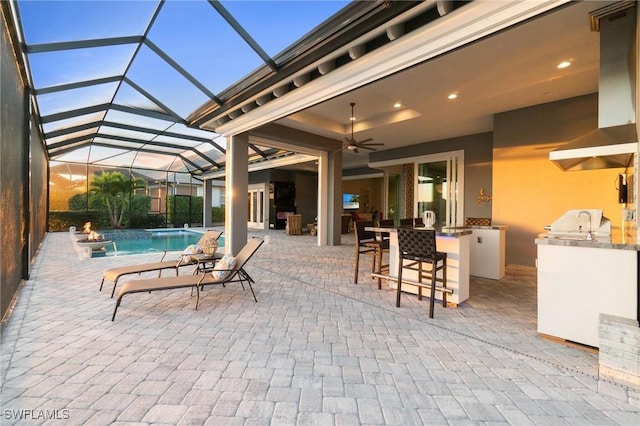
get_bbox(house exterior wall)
[493,93,631,266]
[369,132,494,222]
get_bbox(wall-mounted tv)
[343,193,360,210]
[275,184,295,201]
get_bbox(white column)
[203,179,213,227]
[225,133,248,255]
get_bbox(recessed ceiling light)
[448,92,458,100]
[557,61,571,69]
[393,102,402,108]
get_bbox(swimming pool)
[99,230,224,256]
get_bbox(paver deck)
[1,229,639,425]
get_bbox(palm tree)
[90,171,145,228]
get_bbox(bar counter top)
[365,226,473,238]
[535,233,640,251]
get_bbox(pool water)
[102,231,224,256]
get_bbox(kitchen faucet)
[577,210,593,240]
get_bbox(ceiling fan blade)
[362,142,384,146]
[344,136,352,144]
[359,145,378,151]
[357,138,373,144]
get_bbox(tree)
[90,171,145,228]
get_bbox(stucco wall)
[493,93,628,266]
[295,173,319,226]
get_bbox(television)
[275,184,295,201]
[343,193,360,210]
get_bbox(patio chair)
[112,237,264,321]
[100,229,223,298]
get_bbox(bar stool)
[354,221,388,288]
[399,218,414,227]
[378,219,394,228]
[396,227,447,318]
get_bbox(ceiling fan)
[342,102,384,154]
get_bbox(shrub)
[166,195,204,226]
[128,214,166,229]
[212,206,225,223]
[48,211,108,232]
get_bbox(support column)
[203,179,213,227]
[225,133,248,254]
[318,148,342,245]
[317,151,329,246]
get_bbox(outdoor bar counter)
[366,226,472,306]
[535,234,640,348]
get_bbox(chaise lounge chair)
[100,229,223,298]
[111,237,264,321]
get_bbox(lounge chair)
[100,229,223,298]
[111,237,264,321]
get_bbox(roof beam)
[123,77,184,123]
[50,140,219,172]
[50,142,200,172]
[25,36,143,53]
[249,143,269,160]
[45,120,214,143]
[144,39,222,105]
[208,0,277,73]
[34,76,122,95]
[40,103,179,125]
[82,133,223,168]
[111,104,181,122]
[41,104,111,124]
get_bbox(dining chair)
[396,227,447,318]
[354,221,388,288]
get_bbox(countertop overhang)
[535,234,640,251]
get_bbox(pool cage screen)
[49,161,204,231]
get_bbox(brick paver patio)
[1,229,639,425]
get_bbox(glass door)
[247,185,265,229]
[415,151,464,227]
[386,171,401,225]
[416,161,447,227]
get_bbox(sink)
[544,231,610,242]
[546,234,589,241]
[546,231,588,240]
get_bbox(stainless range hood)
[550,2,638,171]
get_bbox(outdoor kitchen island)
[366,226,472,306]
[535,235,640,348]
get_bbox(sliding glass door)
[386,172,401,224]
[415,151,464,227]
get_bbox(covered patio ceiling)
[9,0,422,177]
